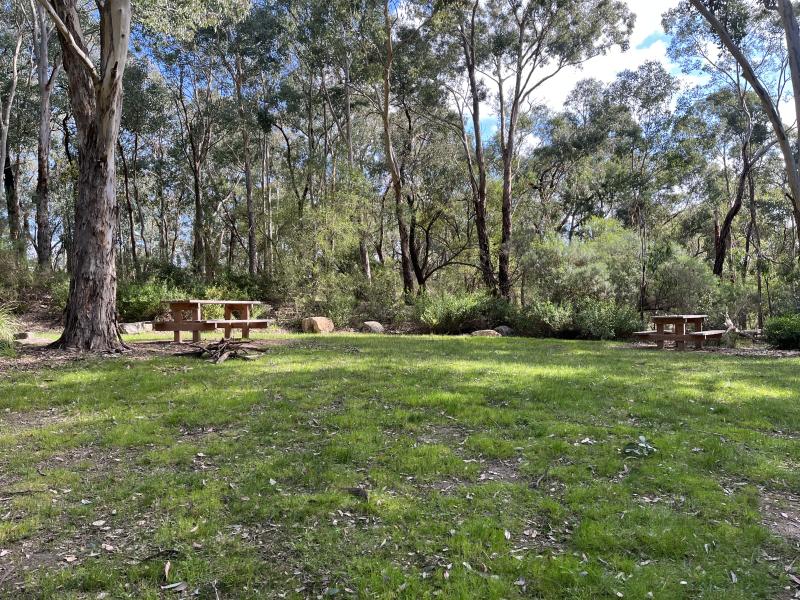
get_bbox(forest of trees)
[1,0,800,350]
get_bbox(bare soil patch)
[0,338,297,375]
[762,490,800,544]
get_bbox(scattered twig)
[532,466,550,489]
[137,548,183,564]
[0,488,42,498]
[174,338,267,363]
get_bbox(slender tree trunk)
[34,3,57,270]
[460,8,497,293]
[346,60,372,283]
[4,154,24,260]
[44,0,131,351]
[244,127,256,275]
[690,0,800,246]
[381,0,414,296]
[191,160,205,275]
[714,143,750,276]
[118,141,139,276]
[1,29,23,258]
[132,133,148,259]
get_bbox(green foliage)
[649,248,716,314]
[414,292,509,335]
[117,279,182,322]
[510,299,574,338]
[574,299,642,340]
[0,305,19,351]
[763,314,800,350]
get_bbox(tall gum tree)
[38,0,131,351]
[32,0,60,270]
[0,6,24,260]
[446,0,633,298]
[687,0,800,244]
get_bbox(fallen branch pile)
[174,338,267,364]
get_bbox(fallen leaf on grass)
[160,581,188,592]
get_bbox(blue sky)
[477,0,684,137]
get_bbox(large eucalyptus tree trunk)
[41,0,131,351]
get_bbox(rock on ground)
[118,322,154,335]
[14,332,34,340]
[362,321,384,334]
[302,317,335,333]
[471,329,501,337]
[494,325,513,337]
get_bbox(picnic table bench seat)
[634,319,726,350]
[153,319,274,331]
[153,299,271,342]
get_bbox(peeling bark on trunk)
[42,0,131,351]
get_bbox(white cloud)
[528,0,684,110]
[489,0,685,114]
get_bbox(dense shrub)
[415,292,509,334]
[510,300,573,337]
[117,279,183,321]
[763,314,800,350]
[574,300,641,340]
[0,305,20,351]
[649,249,715,314]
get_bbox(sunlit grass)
[0,335,798,598]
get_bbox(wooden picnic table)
[154,299,272,343]
[634,314,726,350]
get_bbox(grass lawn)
[1,335,799,599]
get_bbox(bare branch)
[35,0,100,85]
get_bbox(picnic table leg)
[192,305,202,343]
[224,306,232,339]
[171,309,183,343]
[656,323,665,349]
[675,322,686,351]
[241,305,250,339]
[693,318,703,350]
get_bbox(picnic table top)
[167,299,263,306]
[651,314,708,321]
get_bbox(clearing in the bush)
[1,334,798,598]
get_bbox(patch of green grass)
[0,335,798,598]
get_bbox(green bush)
[763,314,800,350]
[574,300,641,340]
[117,279,183,322]
[415,292,509,334]
[0,305,20,351]
[510,300,573,337]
